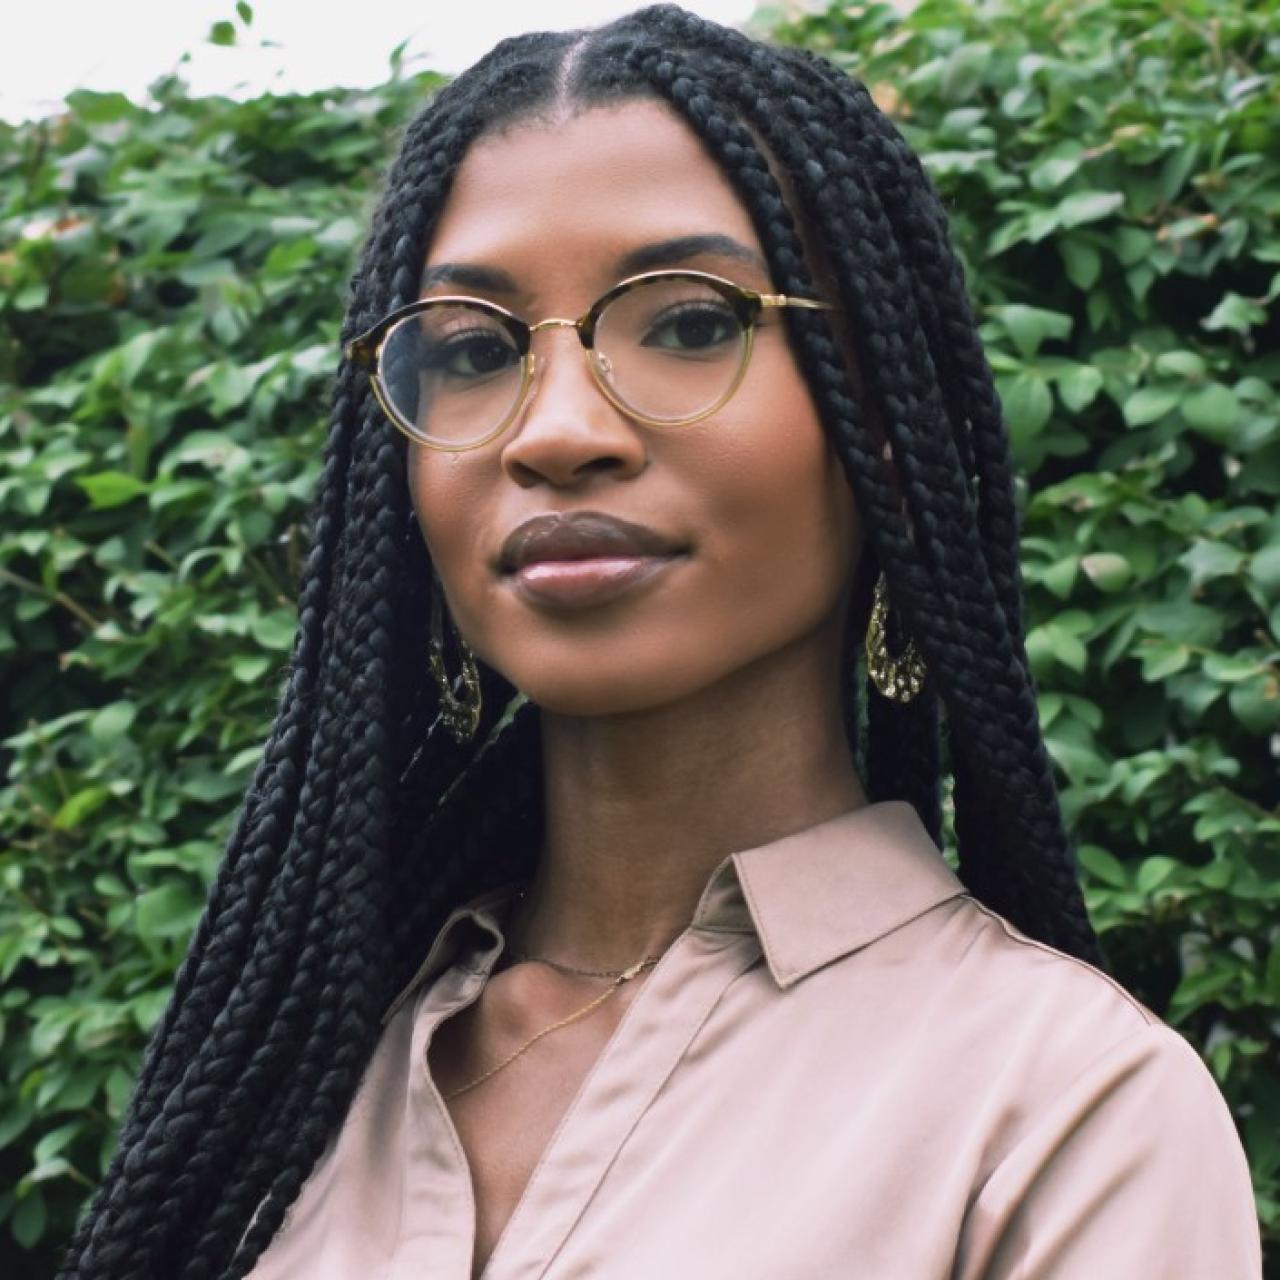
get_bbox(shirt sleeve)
[954,1022,1263,1279]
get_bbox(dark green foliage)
[0,0,1276,1270]
[0,69,442,1274]
[762,0,1279,1260]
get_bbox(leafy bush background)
[1,0,1276,1273]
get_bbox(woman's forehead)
[421,100,769,295]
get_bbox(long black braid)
[60,9,1103,1278]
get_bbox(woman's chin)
[501,661,717,721]
[518,680,683,720]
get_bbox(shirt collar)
[384,799,965,1021]
[693,800,966,989]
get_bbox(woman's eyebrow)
[614,234,769,277]
[419,262,519,293]
[419,234,769,295]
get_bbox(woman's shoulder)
[826,887,1220,1129]
[844,893,1262,1274]
[891,889,1161,1045]
[924,890,1215,1098]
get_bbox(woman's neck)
[511,632,867,969]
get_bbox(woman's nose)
[499,330,647,489]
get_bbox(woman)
[61,6,1261,1278]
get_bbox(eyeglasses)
[344,268,836,452]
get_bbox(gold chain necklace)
[440,889,666,1103]
[441,955,660,1101]
[506,948,657,979]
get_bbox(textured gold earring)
[428,576,482,743]
[865,572,927,703]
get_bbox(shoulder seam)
[961,896,1159,1028]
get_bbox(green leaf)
[1080,552,1131,592]
[1030,149,1083,192]
[1077,844,1128,888]
[53,786,112,830]
[0,1099,35,1150]
[1123,386,1180,426]
[999,373,1053,441]
[1136,857,1180,894]
[939,42,992,101]
[1228,675,1280,734]
[250,611,297,651]
[177,772,245,802]
[263,238,318,278]
[12,1188,46,1248]
[231,655,271,683]
[1249,544,1280,601]
[316,217,361,249]
[89,701,137,743]
[1182,383,1240,436]
[1112,227,1153,266]
[1203,652,1263,683]
[1203,292,1267,335]
[1139,642,1191,681]
[129,990,171,1034]
[1056,363,1103,412]
[1026,620,1087,673]
[1265,940,1280,1002]
[77,472,150,509]
[1042,557,1079,599]
[208,20,236,45]
[993,304,1073,358]
[1136,601,1225,647]
[33,1121,82,1165]
[206,364,256,413]
[93,873,128,896]
[1058,238,1101,290]
[1159,141,1200,201]
[105,1067,135,1118]
[134,883,206,941]
[1154,350,1207,380]
[1056,190,1125,228]
[1180,539,1245,584]
[63,90,135,124]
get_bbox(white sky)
[1,0,762,123]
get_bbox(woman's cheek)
[410,452,482,565]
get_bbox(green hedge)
[1,0,1276,1271]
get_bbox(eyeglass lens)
[377,275,748,446]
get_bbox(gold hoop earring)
[865,572,927,704]
[428,576,482,743]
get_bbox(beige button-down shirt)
[248,801,1262,1278]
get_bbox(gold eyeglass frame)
[344,268,836,452]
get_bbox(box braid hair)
[60,7,1104,1278]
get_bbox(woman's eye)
[425,331,517,379]
[643,304,738,354]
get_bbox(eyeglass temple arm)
[759,294,835,311]
[344,333,378,368]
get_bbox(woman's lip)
[509,553,684,609]
[498,511,683,573]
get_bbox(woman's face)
[408,99,861,716]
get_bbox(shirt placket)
[482,925,763,1280]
